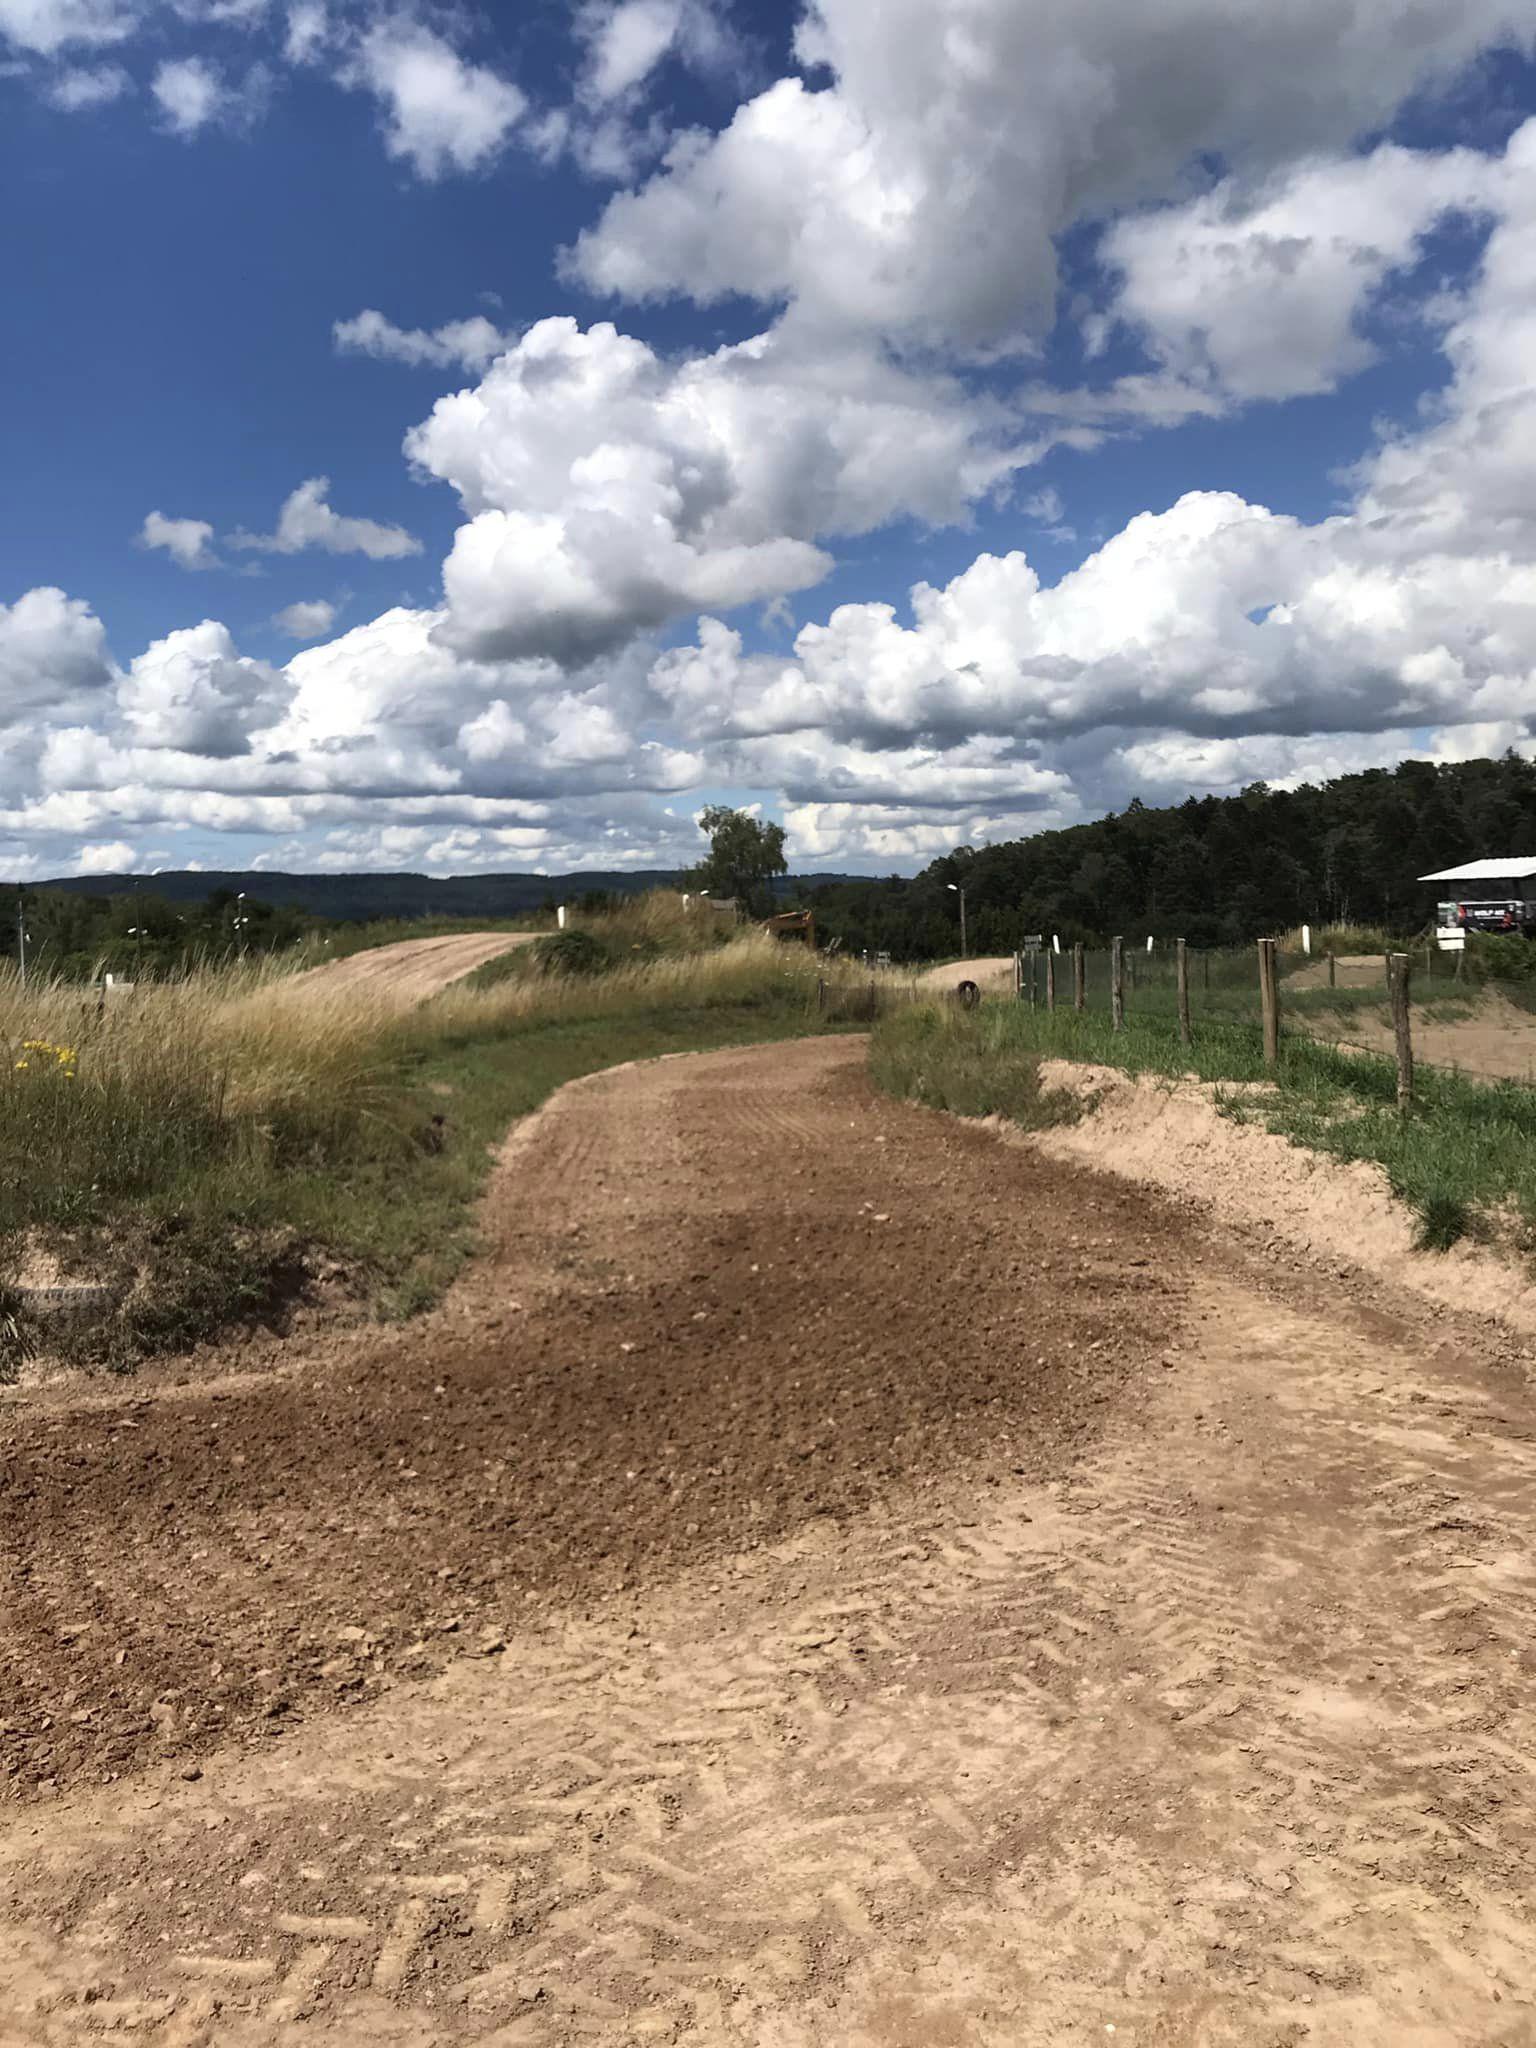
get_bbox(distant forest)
[795,755,1536,960]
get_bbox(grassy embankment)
[0,894,859,1373]
[871,940,1536,1255]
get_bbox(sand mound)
[918,956,1016,989]
[1009,1059,1536,1336]
[298,931,537,1005]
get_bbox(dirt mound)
[297,931,536,1004]
[1284,950,1385,991]
[918,955,1015,989]
[1021,1058,1536,1332]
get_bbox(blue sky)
[3,0,1536,879]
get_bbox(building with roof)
[1419,859,1536,948]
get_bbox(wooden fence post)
[1176,937,1191,1047]
[1327,950,1336,988]
[1258,937,1280,1065]
[1111,936,1124,1031]
[817,977,825,1014]
[1389,952,1414,1111]
[1073,942,1086,1012]
[1013,950,1023,1001]
[1046,949,1056,1012]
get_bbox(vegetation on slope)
[0,902,852,1373]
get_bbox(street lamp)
[232,891,250,957]
[946,881,967,958]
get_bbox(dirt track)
[918,955,1015,988]
[3,1039,1536,2043]
[1288,955,1536,1080]
[1332,990,1536,1083]
[300,931,538,1002]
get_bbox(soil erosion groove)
[2,1038,1535,2043]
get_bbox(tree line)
[792,754,1536,960]
[0,886,319,980]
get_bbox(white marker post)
[557,904,567,929]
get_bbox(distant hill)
[27,868,866,923]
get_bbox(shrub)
[1462,933,1536,984]
[532,929,614,978]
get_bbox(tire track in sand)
[2,1043,1536,2042]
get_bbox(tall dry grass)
[0,903,878,1242]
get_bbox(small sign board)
[1021,934,1044,952]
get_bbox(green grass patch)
[869,995,1536,1257]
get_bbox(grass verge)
[870,997,1536,1255]
[0,908,864,1372]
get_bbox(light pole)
[947,881,967,958]
[233,891,250,957]
[16,884,26,988]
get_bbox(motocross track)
[3,1038,1536,2045]
[298,932,538,1003]
[918,956,1015,989]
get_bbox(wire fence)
[1002,939,1536,1098]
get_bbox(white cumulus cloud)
[45,58,128,106]
[353,21,526,180]
[151,54,225,134]
[1102,141,1505,402]
[117,620,287,755]
[570,0,1535,353]
[272,598,336,639]
[407,316,1024,666]
[232,477,420,560]
[138,509,219,570]
[0,0,135,56]
[333,307,516,371]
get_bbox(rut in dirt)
[0,1037,1194,1798]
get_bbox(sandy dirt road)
[918,955,1015,989]
[1288,956,1536,1080]
[1284,951,1387,992]
[2,1040,1536,2044]
[299,931,538,1003]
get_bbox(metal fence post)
[1046,949,1056,1012]
[1176,938,1191,1047]
[1111,936,1124,1031]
